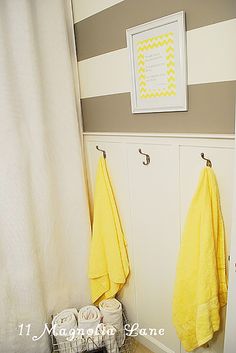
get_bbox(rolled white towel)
[99,299,125,347]
[52,308,81,353]
[78,305,101,336]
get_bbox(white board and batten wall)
[84,133,235,353]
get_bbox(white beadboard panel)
[84,134,234,353]
[127,143,180,352]
[72,0,125,23]
[187,19,236,85]
[78,19,236,98]
[78,48,131,98]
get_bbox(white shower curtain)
[0,1,90,352]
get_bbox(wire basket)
[50,309,136,353]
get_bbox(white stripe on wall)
[188,18,236,85]
[72,0,125,23]
[78,48,131,98]
[78,19,236,99]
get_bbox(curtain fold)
[0,1,90,352]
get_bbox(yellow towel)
[173,167,228,352]
[89,157,130,304]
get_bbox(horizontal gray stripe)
[75,0,236,61]
[81,81,236,134]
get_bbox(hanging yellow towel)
[173,167,228,352]
[89,157,130,304]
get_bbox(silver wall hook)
[138,148,150,165]
[96,145,106,159]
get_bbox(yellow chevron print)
[140,90,176,99]
[168,83,176,89]
[138,67,145,73]
[138,74,145,81]
[138,59,145,66]
[167,68,175,75]
[138,31,173,46]
[167,76,175,82]
[137,31,176,99]
[137,39,174,51]
[139,82,147,88]
[166,53,174,60]
[167,60,175,68]
[166,46,174,53]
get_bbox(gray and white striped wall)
[72,0,236,133]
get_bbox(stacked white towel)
[99,299,125,347]
[78,305,101,335]
[78,305,103,351]
[52,302,124,353]
[52,308,81,353]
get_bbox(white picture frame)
[126,11,187,114]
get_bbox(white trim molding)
[83,132,235,140]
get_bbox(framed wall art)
[126,11,187,113]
